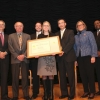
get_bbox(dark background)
[0,0,100,85]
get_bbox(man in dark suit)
[30,22,42,99]
[56,19,76,100]
[93,20,100,95]
[0,20,12,100]
[8,22,31,100]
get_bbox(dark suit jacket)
[0,34,9,52]
[31,33,37,39]
[93,31,100,51]
[0,34,9,60]
[8,33,30,64]
[30,34,38,64]
[56,29,76,62]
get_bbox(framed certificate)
[27,36,62,58]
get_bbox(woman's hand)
[52,53,56,56]
[75,61,78,66]
[59,51,64,56]
[34,56,39,58]
[91,57,95,63]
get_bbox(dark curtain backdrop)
[0,0,100,34]
[0,0,100,85]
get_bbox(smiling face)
[42,21,51,33]
[76,21,86,31]
[58,19,66,30]
[35,22,42,32]
[94,20,100,30]
[0,20,5,32]
[14,22,24,33]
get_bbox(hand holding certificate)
[27,36,62,58]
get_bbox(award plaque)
[27,36,62,58]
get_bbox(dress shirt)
[97,29,100,36]
[60,28,66,39]
[36,31,41,38]
[0,31,4,40]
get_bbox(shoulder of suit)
[23,33,30,38]
[55,31,60,35]
[31,33,36,37]
[23,33,30,35]
[3,33,8,36]
[8,33,16,37]
[66,29,74,32]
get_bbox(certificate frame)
[27,36,62,58]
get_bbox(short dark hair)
[35,21,42,25]
[57,19,66,23]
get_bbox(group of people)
[0,19,100,100]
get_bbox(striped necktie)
[18,34,22,50]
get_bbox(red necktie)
[0,33,4,46]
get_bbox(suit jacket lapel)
[94,31,97,38]
[62,29,67,40]
[4,34,6,45]
[22,33,25,49]
[58,31,61,42]
[14,33,19,48]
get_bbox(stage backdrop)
[0,0,100,85]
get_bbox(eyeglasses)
[77,24,84,27]
[43,25,49,27]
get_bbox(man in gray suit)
[8,22,31,100]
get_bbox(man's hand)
[17,54,25,61]
[59,51,64,56]
[0,52,6,59]
[97,51,100,57]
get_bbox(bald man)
[8,22,31,100]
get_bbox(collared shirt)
[17,32,22,36]
[36,31,41,38]
[97,29,100,36]
[60,28,66,39]
[0,31,4,39]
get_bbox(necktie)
[0,33,4,46]
[18,34,22,50]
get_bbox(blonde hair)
[42,21,51,33]
[76,20,87,31]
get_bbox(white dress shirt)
[36,31,41,38]
[60,28,66,39]
[97,29,100,36]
